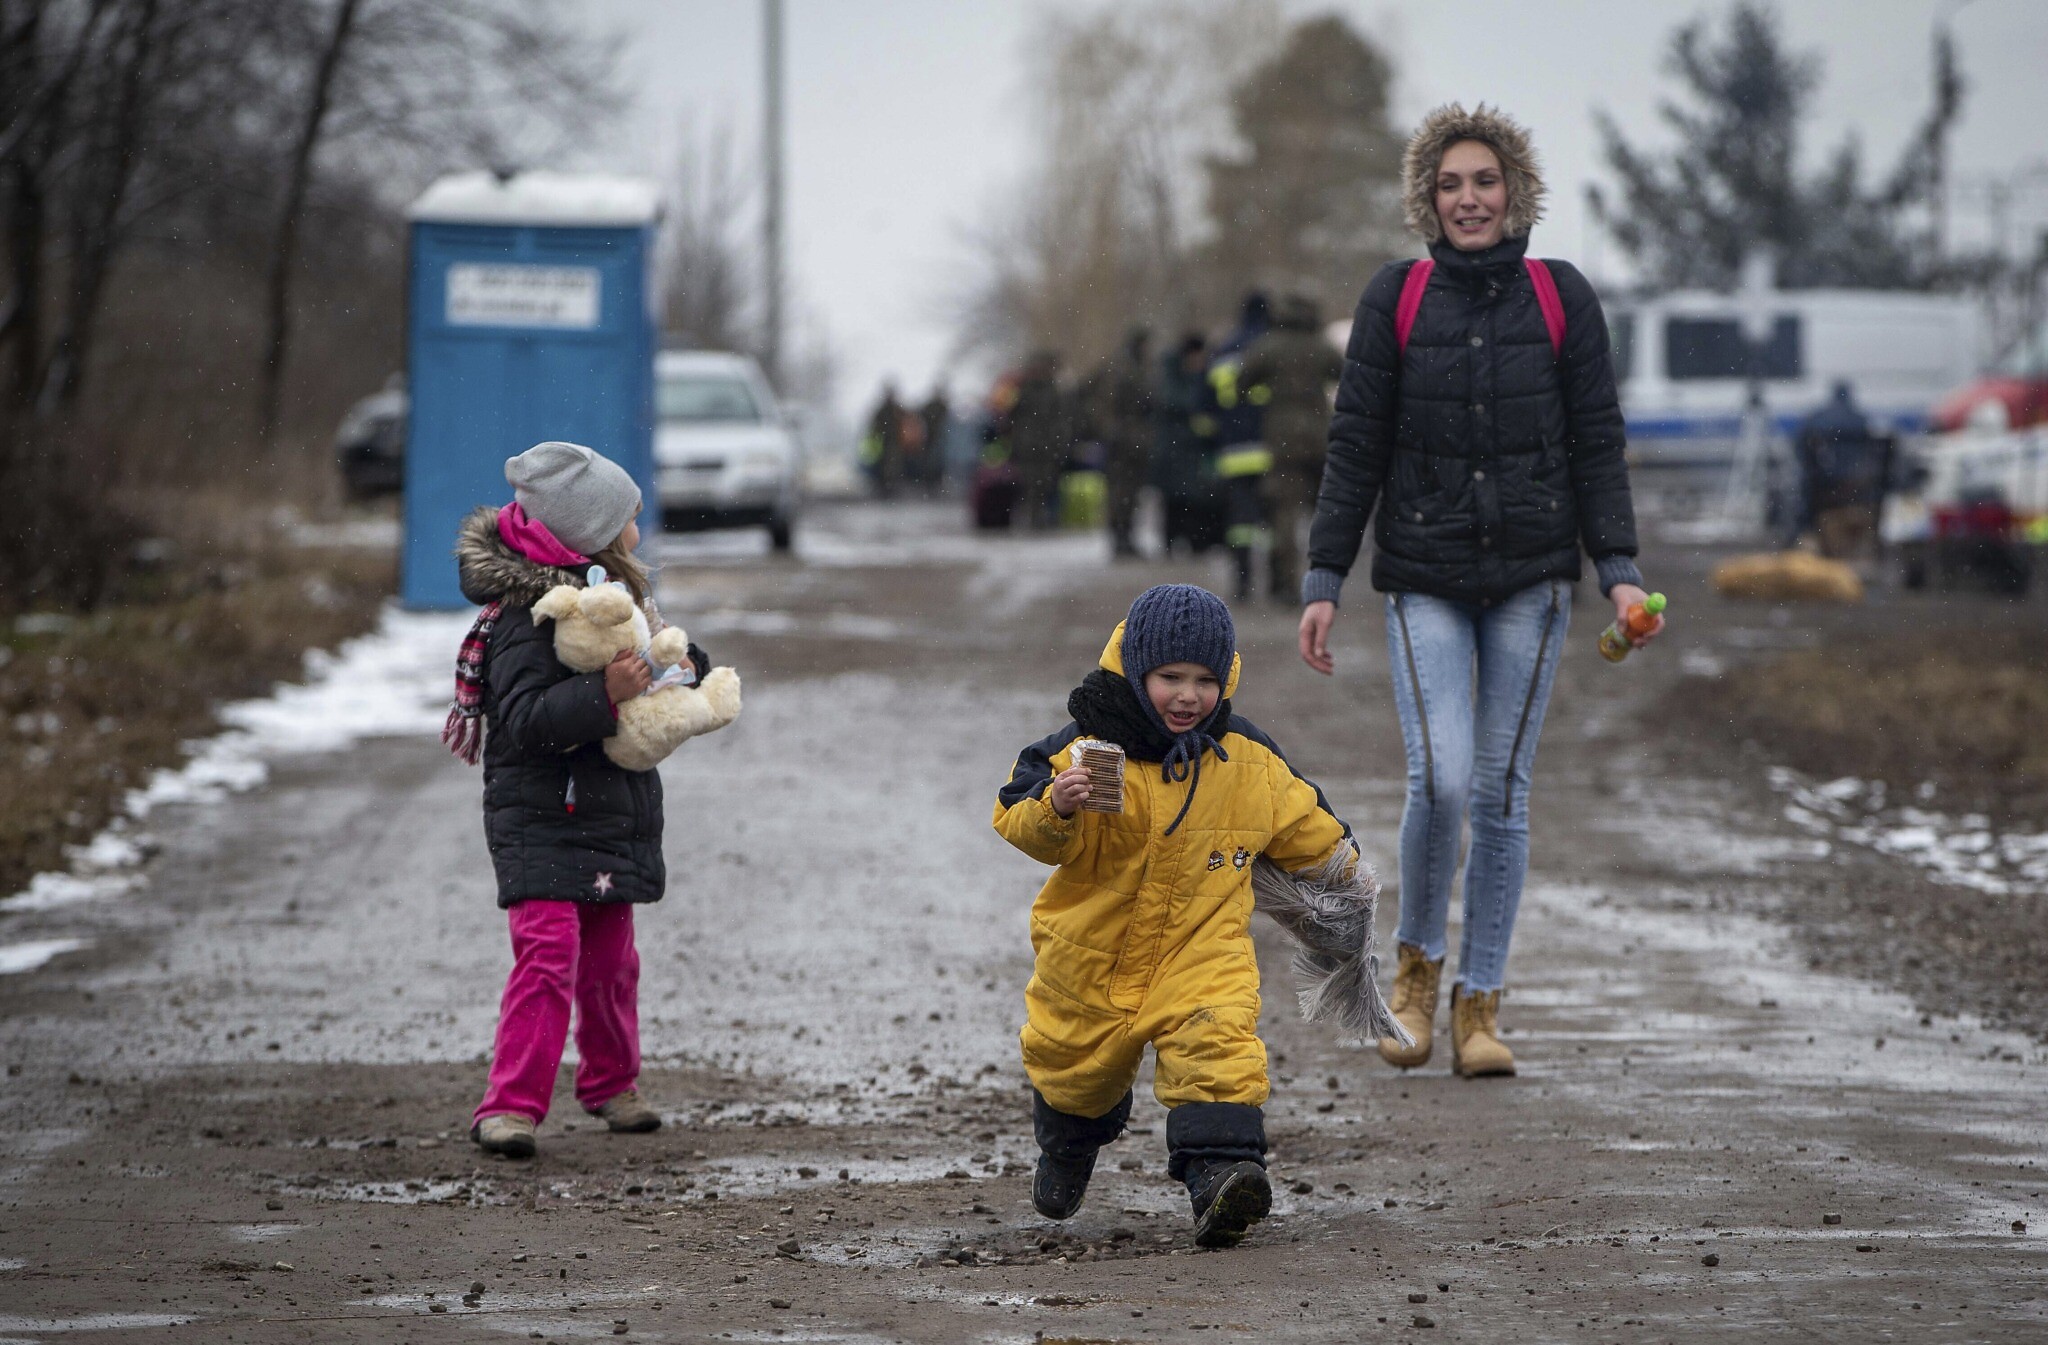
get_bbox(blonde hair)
[587,533,652,604]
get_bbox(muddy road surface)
[2,501,2043,1342]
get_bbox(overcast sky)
[570,0,2048,418]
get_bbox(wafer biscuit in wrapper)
[1072,739,1126,814]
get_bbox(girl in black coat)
[1296,106,1663,1079]
[448,442,708,1158]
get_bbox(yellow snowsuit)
[993,625,1354,1119]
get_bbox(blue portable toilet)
[402,170,664,609]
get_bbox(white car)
[654,350,800,550]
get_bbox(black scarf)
[1067,669,1230,836]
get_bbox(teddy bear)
[530,576,741,772]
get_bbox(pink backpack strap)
[1524,257,1566,357]
[1393,258,1434,354]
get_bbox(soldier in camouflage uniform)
[1241,295,1342,599]
[1008,351,1073,531]
[1087,328,1155,558]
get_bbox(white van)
[1608,290,1980,480]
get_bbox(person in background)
[1242,295,1343,601]
[1090,327,1156,559]
[1793,380,1886,558]
[861,382,908,499]
[1154,333,1217,555]
[919,385,956,494]
[1009,351,1074,531]
[1207,292,1275,600]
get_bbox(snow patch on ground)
[0,606,467,935]
[1769,767,2048,896]
[0,938,87,975]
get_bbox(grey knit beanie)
[504,441,642,555]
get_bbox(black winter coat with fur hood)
[455,506,664,908]
[1305,101,1639,607]
[1305,234,1638,606]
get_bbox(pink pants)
[473,900,640,1126]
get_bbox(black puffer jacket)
[1305,234,1638,606]
[455,506,665,909]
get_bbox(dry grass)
[0,544,393,896]
[1686,627,2048,816]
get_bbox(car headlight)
[743,446,788,474]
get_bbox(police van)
[1607,289,1979,509]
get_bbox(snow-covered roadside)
[1770,766,2048,897]
[0,606,468,971]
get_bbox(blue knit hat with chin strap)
[1120,584,1235,835]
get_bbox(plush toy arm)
[648,627,689,667]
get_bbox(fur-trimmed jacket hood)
[456,504,586,610]
[1402,102,1547,244]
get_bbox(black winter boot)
[1186,1159,1273,1247]
[1167,1102,1271,1248]
[1031,1090,1131,1221]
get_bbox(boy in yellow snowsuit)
[993,584,1402,1247]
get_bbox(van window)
[659,374,761,423]
[1610,312,1635,383]
[1664,316,1803,381]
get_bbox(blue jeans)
[1383,580,1571,993]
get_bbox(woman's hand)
[1299,601,1338,675]
[1608,583,1665,648]
[1048,764,1093,819]
[604,648,652,704]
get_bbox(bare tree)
[951,0,1284,370]
[0,0,622,607]
[660,114,760,356]
[254,0,623,452]
[255,0,360,449]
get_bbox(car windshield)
[659,374,761,424]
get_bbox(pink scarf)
[497,502,588,568]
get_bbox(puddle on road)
[354,1286,687,1338]
[225,1224,298,1242]
[0,1127,89,1187]
[679,1152,1009,1200]
[712,1332,910,1345]
[0,1314,195,1333]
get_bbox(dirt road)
[2,501,2042,1342]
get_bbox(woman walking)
[1296,105,1661,1077]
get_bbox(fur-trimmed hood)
[455,504,585,609]
[1402,102,1546,244]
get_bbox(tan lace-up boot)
[1377,943,1442,1068]
[592,1088,662,1133]
[1450,985,1516,1078]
